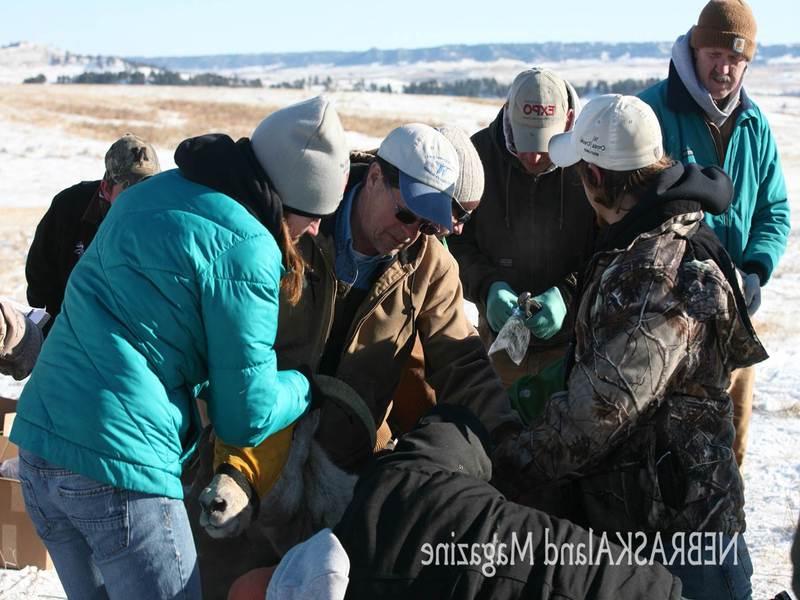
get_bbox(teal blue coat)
[11,170,310,499]
[639,69,790,283]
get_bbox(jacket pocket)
[655,450,687,511]
[58,478,130,561]
[18,478,52,539]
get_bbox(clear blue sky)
[2,0,794,57]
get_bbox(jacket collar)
[174,134,285,242]
[595,162,731,252]
[318,166,427,277]
[490,108,528,174]
[666,60,753,117]
[80,183,110,227]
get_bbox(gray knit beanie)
[251,96,350,217]
[436,126,485,206]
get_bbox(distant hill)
[0,41,261,87]
[3,40,800,88]
[0,41,156,84]
[132,41,800,71]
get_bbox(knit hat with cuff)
[691,0,757,61]
[251,96,350,218]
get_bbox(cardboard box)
[0,396,53,570]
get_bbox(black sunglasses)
[451,200,471,225]
[394,201,441,236]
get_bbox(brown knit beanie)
[691,0,757,61]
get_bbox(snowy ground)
[0,71,798,598]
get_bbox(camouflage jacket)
[514,166,768,535]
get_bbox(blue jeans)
[660,534,753,600]
[18,449,201,600]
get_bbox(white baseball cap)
[377,123,459,231]
[549,94,664,171]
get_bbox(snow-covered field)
[0,64,798,598]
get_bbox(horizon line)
[4,39,800,61]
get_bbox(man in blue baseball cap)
[372,123,459,237]
[269,121,519,456]
[339,122,459,261]
[276,122,519,458]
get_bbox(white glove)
[737,269,762,317]
[0,300,43,380]
[198,473,254,539]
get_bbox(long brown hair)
[279,219,305,305]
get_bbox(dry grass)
[0,85,435,147]
[340,113,430,139]
[0,85,469,296]
[0,86,284,148]
[466,97,505,108]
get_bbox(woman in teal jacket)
[11,96,350,600]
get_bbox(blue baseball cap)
[377,124,459,232]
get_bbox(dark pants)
[659,534,753,600]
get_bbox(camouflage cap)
[105,133,161,186]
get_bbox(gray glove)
[0,301,42,380]
[742,272,761,317]
[737,269,762,317]
[198,473,254,539]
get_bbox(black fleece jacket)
[26,180,106,333]
[334,404,682,600]
[449,108,596,349]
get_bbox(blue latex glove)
[486,281,518,333]
[525,286,567,340]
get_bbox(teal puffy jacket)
[640,69,790,283]
[11,170,310,499]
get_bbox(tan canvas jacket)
[216,175,521,484]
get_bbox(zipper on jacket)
[705,118,732,251]
[339,249,419,365]
[705,120,726,166]
[312,237,339,370]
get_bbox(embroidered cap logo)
[523,103,556,117]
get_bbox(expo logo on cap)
[522,103,557,117]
